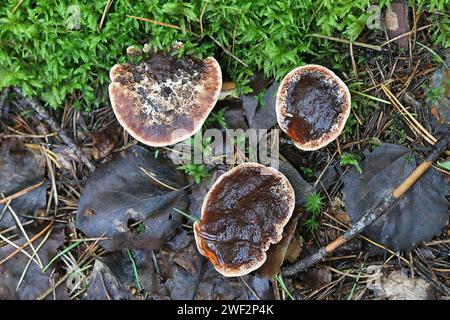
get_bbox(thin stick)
[283,134,449,276]
[209,35,249,67]
[13,88,96,172]
[99,0,115,30]
[310,33,382,51]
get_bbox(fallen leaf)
[85,249,167,300]
[160,230,255,300]
[0,139,46,229]
[372,270,434,300]
[85,259,134,300]
[248,82,279,130]
[302,266,332,290]
[0,229,69,300]
[260,209,302,278]
[91,124,120,160]
[76,145,189,251]
[278,160,314,206]
[342,143,449,251]
[187,170,225,220]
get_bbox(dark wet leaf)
[242,95,258,125]
[248,82,279,130]
[224,106,249,129]
[187,170,225,220]
[85,249,167,300]
[160,231,251,300]
[260,209,302,278]
[302,266,332,290]
[278,160,314,206]
[0,229,69,300]
[76,145,189,251]
[342,143,449,251]
[0,139,46,229]
[85,260,134,300]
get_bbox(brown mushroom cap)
[193,163,295,277]
[276,64,351,150]
[109,53,222,147]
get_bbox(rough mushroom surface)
[276,64,351,150]
[109,53,222,146]
[194,163,295,277]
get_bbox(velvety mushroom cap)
[109,53,222,146]
[276,64,351,150]
[193,163,295,277]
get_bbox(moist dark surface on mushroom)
[283,70,346,145]
[109,53,221,146]
[195,165,294,271]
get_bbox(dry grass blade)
[126,15,185,33]
[381,84,436,145]
[310,33,382,51]
[16,226,54,291]
[140,167,180,191]
[0,233,40,265]
[0,221,53,266]
[0,181,45,205]
[3,202,43,268]
[99,0,115,30]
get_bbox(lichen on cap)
[194,163,295,277]
[109,52,222,146]
[276,64,351,150]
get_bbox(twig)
[209,35,249,67]
[310,33,382,51]
[13,88,96,172]
[283,134,450,276]
[99,0,115,30]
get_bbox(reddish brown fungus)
[276,64,351,150]
[193,163,295,277]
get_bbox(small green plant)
[203,108,228,129]
[136,223,146,234]
[304,192,325,232]
[340,152,362,174]
[299,166,314,178]
[179,163,209,184]
[437,161,450,171]
[425,86,445,103]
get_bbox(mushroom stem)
[283,133,450,277]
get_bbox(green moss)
[0,0,448,109]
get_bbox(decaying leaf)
[260,209,302,278]
[187,170,225,220]
[91,124,120,160]
[0,229,68,300]
[371,270,434,300]
[0,139,46,229]
[160,230,270,300]
[76,145,189,251]
[278,160,314,206]
[342,143,449,251]
[248,82,279,130]
[85,249,167,300]
[85,260,134,300]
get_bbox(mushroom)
[193,163,295,277]
[109,52,222,147]
[276,64,351,150]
